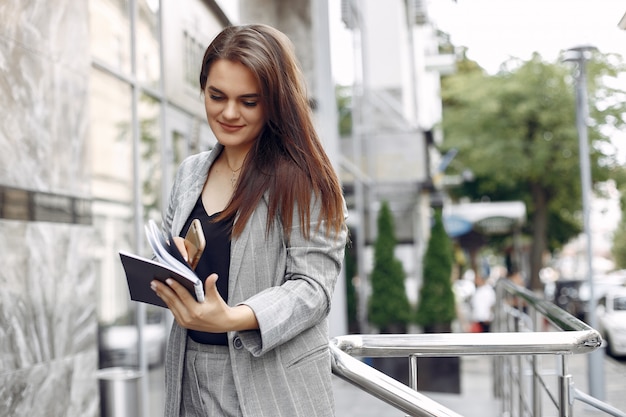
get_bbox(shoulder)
[174,145,222,180]
[178,149,214,172]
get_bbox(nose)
[222,99,240,120]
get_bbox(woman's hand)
[171,236,191,264]
[150,274,259,333]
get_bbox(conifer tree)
[415,207,457,331]
[368,201,411,333]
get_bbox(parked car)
[551,279,586,320]
[596,288,626,357]
[579,273,626,323]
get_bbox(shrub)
[368,201,411,333]
[415,207,457,329]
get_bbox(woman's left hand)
[151,274,259,332]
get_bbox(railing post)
[406,354,419,417]
[506,355,514,417]
[515,315,523,417]
[409,354,418,390]
[558,355,574,417]
[532,307,542,417]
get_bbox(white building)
[339,0,456,313]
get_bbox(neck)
[222,147,249,173]
[226,158,243,173]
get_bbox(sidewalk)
[333,355,499,417]
[568,352,626,417]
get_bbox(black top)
[179,196,233,345]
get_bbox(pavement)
[333,355,499,417]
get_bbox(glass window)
[90,0,132,75]
[137,0,161,89]
[183,31,205,88]
[614,296,626,311]
[89,68,134,326]
[138,92,162,223]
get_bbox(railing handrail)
[330,278,605,417]
[495,278,597,333]
[331,279,601,359]
[331,343,465,417]
[331,329,599,357]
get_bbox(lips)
[218,121,244,133]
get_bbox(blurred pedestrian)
[506,268,527,311]
[470,275,496,332]
[507,269,524,287]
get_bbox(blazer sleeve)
[237,197,348,356]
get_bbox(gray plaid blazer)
[162,144,348,417]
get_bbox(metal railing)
[330,278,624,417]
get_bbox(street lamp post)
[563,45,605,401]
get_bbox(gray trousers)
[180,337,243,417]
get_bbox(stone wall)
[0,1,98,416]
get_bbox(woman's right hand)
[151,273,259,333]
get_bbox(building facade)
[338,0,455,313]
[0,0,349,414]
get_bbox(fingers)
[172,236,188,263]
[205,273,219,287]
[151,278,196,325]
[150,279,176,308]
[152,274,217,306]
[151,274,232,332]
[149,279,186,313]
[165,278,195,303]
[203,273,221,299]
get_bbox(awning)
[444,201,526,237]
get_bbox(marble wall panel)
[0,221,99,417]
[0,0,90,195]
[0,222,98,370]
[0,350,99,417]
[0,1,97,416]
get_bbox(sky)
[215,1,626,81]
[328,0,626,164]
[329,0,626,82]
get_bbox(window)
[184,30,205,88]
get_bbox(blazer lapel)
[172,145,223,235]
[227,218,249,303]
[227,192,271,303]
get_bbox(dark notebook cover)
[119,250,203,308]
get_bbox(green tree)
[613,217,626,269]
[368,201,411,333]
[415,207,457,331]
[441,51,626,289]
[336,84,352,137]
[612,178,626,269]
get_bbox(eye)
[242,100,258,107]
[209,94,224,101]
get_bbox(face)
[204,59,265,151]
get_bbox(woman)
[150,24,348,417]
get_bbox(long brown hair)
[199,24,345,239]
